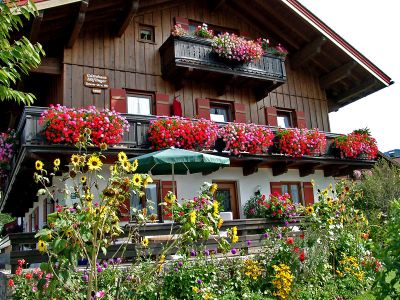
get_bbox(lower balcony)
[159,36,286,99]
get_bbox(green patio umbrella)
[129,148,230,191]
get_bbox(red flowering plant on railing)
[260,38,289,58]
[148,117,218,150]
[243,192,299,223]
[194,23,214,39]
[0,129,17,175]
[332,128,378,160]
[39,105,129,147]
[276,128,327,158]
[218,123,274,156]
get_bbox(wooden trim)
[66,0,89,49]
[320,61,357,88]
[115,0,139,37]
[212,180,239,219]
[30,57,62,75]
[29,10,43,43]
[291,36,327,70]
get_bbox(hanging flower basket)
[332,129,378,160]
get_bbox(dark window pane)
[281,184,289,194]
[290,184,300,204]
[210,107,228,122]
[145,184,158,215]
[215,189,231,212]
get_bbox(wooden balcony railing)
[0,218,303,271]
[159,36,287,99]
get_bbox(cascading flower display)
[171,24,188,37]
[211,32,264,63]
[218,123,274,155]
[333,129,378,160]
[39,105,129,146]
[0,129,17,174]
[194,23,214,38]
[272,263,294,300]
[276,128,326,158]
[148,117,218,150]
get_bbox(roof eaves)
[281,0,392,87]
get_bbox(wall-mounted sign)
[92,88,102,94]
[83,74,109,89]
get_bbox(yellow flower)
[132,174,142,187]
[159,255,166,264]
[35,160,44,171]
[143,175,153,187]
[118,151,128,163]
[141,237,149,247]
[306,206,314,215]
[131,159,139,172]
[122,160,131,172]
[99,142,108,151]
[149,214,157,223]
[212,201,219,217]
[164,191,176,204]
[217,218,223,229]
[232,226,237,236]
[53,158,60,167]
[327,218,334,225]
[87,155,103,171]
[210,183,218,194]
[85,193,94,202]
[80,176,87,184]
[84,128,92,135]
[189,211,196,224]
[232,235,239,244]
[78,134,85,143]
[192,286,199,293]
[71,154,80,166]
[38,240,47,253]
[65,229,73,238]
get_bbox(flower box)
[332,129,378,160]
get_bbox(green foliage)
[0,212,15,233]
[373,199,400,299]
[0,0,44,105]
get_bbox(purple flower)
[174,267,179,272]
[204,249,210,256]
[96,290,105,298]
[103,262,108,268]
[264,233,270,239]
[178,261,183,267]
[97,266,103,273]
[231,248,237,255]
[82,274,89,282]
[116,258,122,264]
[278,233,283,239]
[197,279,203,284]
[190,249,197,257]
[247,240,252,246]
[284,221,289,226]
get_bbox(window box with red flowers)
[332,129,378,160]
[148,117,218,151]
[39,105,129,147]
[276,128,327,158]
[218,123,274,156]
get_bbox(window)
[210,101,232,122]
[188,20,239,36]
[139,25,155,43]
[131,180,160,219]
[280,182,303,205]
[127,93,152,115]
[277,109,293,128]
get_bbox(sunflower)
[132,174,142,187]
[85,193,94,202]
[131,159,138,172]
[164,191,176,204]
[189,211,196,224]
[217,218,224,229]
[38,240,47,253]
[327,218,334,225]
[118,151,128,163]
[143,175,153,187]
[84,128,92,135]
[54,158,61,167]
[71,154,80,166]
[35,160,44,171]
[210,183,218,194]
[65,229,73,238]
[99,143,108,151]
[141,237,149,247]
[80,176,87,184]
[306,206,314,214]
[87,156,103,171]
[69,170,77,178]
[149,214,157,223]
[78,134,85,143]
[122,160,131,172]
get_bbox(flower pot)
[214,138,226,153]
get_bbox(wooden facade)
[58,1,331,131]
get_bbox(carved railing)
[159,36,287,98]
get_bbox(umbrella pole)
[172,163,175,195]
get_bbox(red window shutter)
[294,111,307,129]
[110,88,127,113]
[172,97,183,117]
[303,182,314,206]
[161,180,177,221]
[270,182,282,194]
[120,197,130,222]
[155,93,171,116]
[265,107,278,126]
[196,98,210,120]
[234,103,246,123]
[174,16,189,31]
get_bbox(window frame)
[209,100,233,123]
[138,24,155,43]
[131,180,162,220]
[126,90,154,116]
[276,108,294,128]
[279,181,303,205]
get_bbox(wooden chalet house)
[0,0,392,233]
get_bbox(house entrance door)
[213,181,239,219]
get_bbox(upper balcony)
[159,36,287,99]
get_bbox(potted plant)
[0,129,17,175]
[332,128,378,160]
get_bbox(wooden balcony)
[159,36,287,99]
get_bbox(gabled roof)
[18,0,392,110]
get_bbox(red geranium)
[286,237,294,245]
[299,251,305,262]
[333,129,378,160]
[277,128,326,158]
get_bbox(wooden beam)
[335,79,378,104]
[291,36,327,69]
[30,10,44,43]
[320,61,357,88]
[30,57,62,75]
[115,0,139,37]
[243,160,262,176]
[272,162,289,176]
[323,165,348,177]
[299,163,320,177]
[209,0,227,12]
[66,0,89,48]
